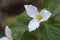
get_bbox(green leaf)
[42,0,53,8]
[47,1,58,13]
[21,31,37,40]
[11,12,31,40]
[39,20,60,40]
[51,6,60,17]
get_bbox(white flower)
[0,26,12,40]
[24,5,52,32]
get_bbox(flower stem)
[32,29,41,40]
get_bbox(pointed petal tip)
[24,5,38,18]
[24,5,32,7]
[6,26,9,29]
[5,26,10,32]
[24,5,33,10]
[42,9,52,16]
[5,26,12,37]
[42,9,52,15]
[24,5,32,6]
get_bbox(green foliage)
[11,12,37,40]
[42,0,60,17]
[21,31,37,40]
[39,20,60,40]
[11,0,60,40]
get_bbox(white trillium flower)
[24,5,52,32]
[0,26,12,40]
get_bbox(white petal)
[0,37,8,40]
[24,5,38,18]
[0,38,1,40]
[40,9,52,22]
[5,26,12,37]
[28,19,40,32]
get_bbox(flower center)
[36,14,42,21]
[8,37,12,40]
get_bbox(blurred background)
[0,0,60,40]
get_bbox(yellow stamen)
[36,14,42,21]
